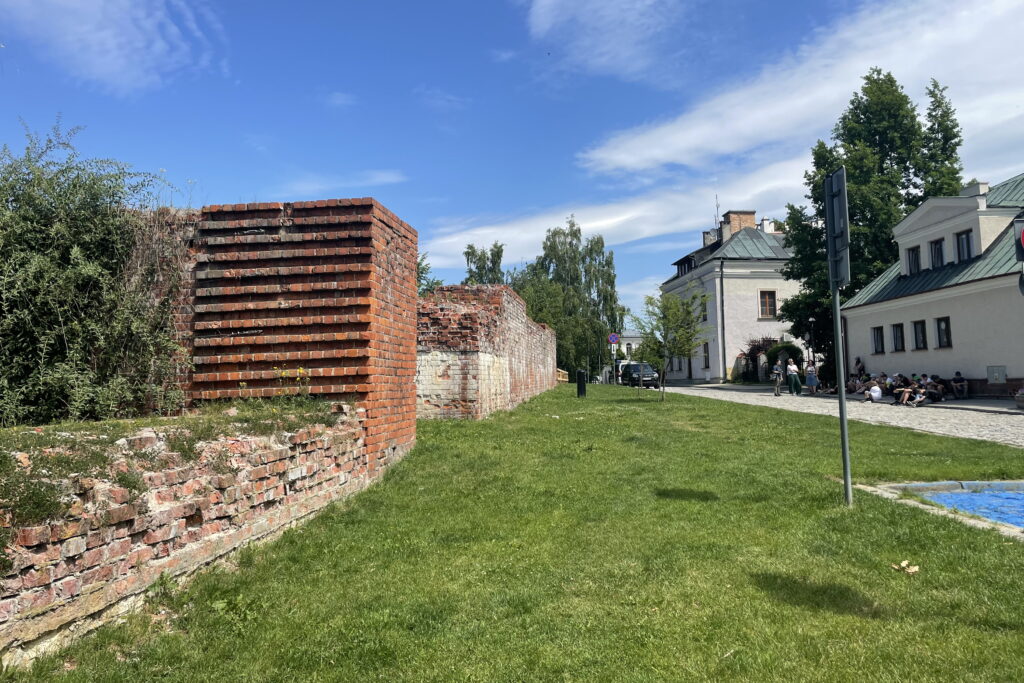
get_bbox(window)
[929,239,945,268]
[871,326,885,354]
[906,246,921,275]
[891,323,905,352]
[758,290,777,319]
[625,343,632,357]
[956,230,973,261]
[702,342,710,369]
[936,317,952,348]
[700,300,708,322]
[912,320,928,350]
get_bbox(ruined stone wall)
[1,410,375,667]
[180,198,417,468]
[416,286,557,419]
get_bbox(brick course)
[416,285,557,419]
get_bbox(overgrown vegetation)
[13,386,1024,680]
[0,124,192,426]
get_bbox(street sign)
[824,166,853,508]
[1014,218,1024,262]
[824,167,851,288]
[608,333,620,344]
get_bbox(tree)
[462,241,505,284]
[631,289,707,401]
[0,124,189,425]
[779,69,963,382]
[417,252,442,296]
[508,216,625,375]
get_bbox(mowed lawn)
[12,385,1024,681]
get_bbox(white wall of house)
[843,275,1023,385]
[661,259,800,383]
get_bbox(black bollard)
[576,369,587,398]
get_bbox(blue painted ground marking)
[921,486,1024,527]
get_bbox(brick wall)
[416,285,557,419]
[1,410,378,667]
[180,198,418,469]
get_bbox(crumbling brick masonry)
[416,285,557,419]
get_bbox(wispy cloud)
[273,170,408,199]
[0,0,228,95]
[580,0,1024,176]
[325,91,356,108]
[617,275,666,315]
[490,48,517,63]
[525,0,689,85]
[414,85,470,112]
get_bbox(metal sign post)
[825,167,853,507]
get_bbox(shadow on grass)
[654,488,720,502]
[750,572,885,619]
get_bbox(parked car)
[620,362,660,388]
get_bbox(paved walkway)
[661,384,1024,448]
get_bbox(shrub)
[766,342,804,367]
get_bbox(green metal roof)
[843,223,1021,310]
[987,171,1024,207]
[713,228,792,260]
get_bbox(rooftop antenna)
[714,193,721,234]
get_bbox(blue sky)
[2,0,1023,314]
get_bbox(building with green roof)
[842,175,1024,394]
[660,210,801,383]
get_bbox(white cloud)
[273,170,408,199]
[422,156,807,269]
[581,0,1024,175]
[414,85,470,112]
[0,0,227,95]
[525,0,689,84]
[326,91,356,108]
[616,275,666,315]
[490,49,517,63]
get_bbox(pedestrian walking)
[786,358,801,395]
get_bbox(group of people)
[769,355,970,406]
[847,366,969,406]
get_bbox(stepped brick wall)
[416,285,557,419]
[178,198,418,471]
[1,410,376,667]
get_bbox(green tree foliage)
[779,69,963,381]
[508,216,625,374]
[417,252,443,296]
[0,125,189,425]
[462,241,505,284]
[631,289,708,400]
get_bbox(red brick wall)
[180,198,417,465]
[416,285,557,419]
[1,411,372,667]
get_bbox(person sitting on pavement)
[926,375,946,402]
[862,380,882,403]
[951,371,968,399]
[909,385,928,407]
[894,379,917,405]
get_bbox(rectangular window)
[891,323,905,352]
[871,326,885,354]
[700,300,708,322]
[907,246,921,275]
[758,291,777,319]
[936,316,952,348]
[929,239,945,268]
[913,320,928,350]
[956,230,973,261]
[702,342,710,369]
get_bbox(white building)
[660,210,802,383]
[842,175,1024,395]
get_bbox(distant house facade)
[842,175,1024,395]
[660,210,801,383]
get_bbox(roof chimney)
[702,228,721,247]
[759,217,773,232]
[720,210,756,236]
[959,181,989,197]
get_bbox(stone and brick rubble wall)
[416,285,557,419]
[1,410,376,667]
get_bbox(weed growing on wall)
[0,124,192,426]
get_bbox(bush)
[765,342,804,367]
[0,125,192,426]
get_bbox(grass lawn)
[9,385,1024,681]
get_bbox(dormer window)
[929,239,944,268]
[955,230,973,261]
[906,246,921,275]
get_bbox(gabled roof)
[713,228,791,260]
[843,222,1021,310]
[987,171,1024,207]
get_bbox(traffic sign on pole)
[1014,218,1024,263]
[608,333,620,344]
[824,166,853,508]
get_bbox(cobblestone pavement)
[662,385,1024,448]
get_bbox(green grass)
[9,385,1024,681]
